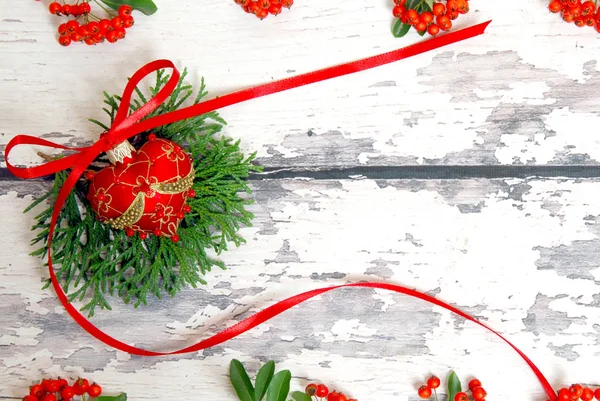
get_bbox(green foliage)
[447,371,462,401]
[229,360,292,401]
[100,0,158,15]
[28,68,261,316]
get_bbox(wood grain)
[1,1,600,400]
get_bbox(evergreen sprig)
[27,68,262,316]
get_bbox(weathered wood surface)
[2,1,600,400]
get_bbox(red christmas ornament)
[87,135,194,240]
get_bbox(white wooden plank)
[0,177,598,400]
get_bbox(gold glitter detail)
[106,140,136,165]
[105,193,145,229]
[152,166,195,194]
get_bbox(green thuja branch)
[28,68,262,316]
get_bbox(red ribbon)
[4,19,556,400]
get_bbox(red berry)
[87,21,100,34]
[61,4,72,15]
[40,395,56,401]
[187,189,196,198]
[30,385,44,398]
[66,20,79,33]
[183,205,192,213]
[71,33,83,42]
[268,4,282,14]
[594,388,600,400]
[418,385,432,398]
[119,5,133,17]
[549,1,563,12]
[406,9,419,23]
[84,36,96,45]
[337,394,347,401]
[73,379,89,396]
[582,388,594,401]
[58,23,68,35]
[316,384,329,398]
[171,235,180,243]
[78,25,90,38]
[432,2,445,16]
[115,27,126,39]
[111,17,124,30]
[153,228,162,237]
[70,5,81,16]
[569,385,584,399]
[23,396,38,401]
[80,2,91,14]
[59,35,72,46]
[126,228,135,237]
[87,383,102,398]
[472,387,487,401]
[256,8,268,18]
[123,16,135,28]
[558,388,571,401]
[415,21,427,31]
[60,386,75,401]
[282,0,293,8]
[582,1,596,14]
[454,392,468,401]
[305,384,318,396]
[427,376,441,389]
[468,379,482,391]
[420,11,434,24]
[437,15,452,30]
[99,19,112,32]
[49,2,62,14]
[427,23,440,36]
[106,30,118,43]
[327,391,340,401]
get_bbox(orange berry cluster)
[418,377,486,401]
[23,378,101,401]
[47,1,135,46]
[555,383,600,401]
[305,383,356,401]
[234,0,293,20]
[392,0,470,37]
[548,0,600,30]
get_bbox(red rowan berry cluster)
[548,0,600,31]
[23,378,101,401]
[554,383,600,401]
[392,0,470,38]
[418,377,486,401]
[305,383,357,401]
[47,1,135,46]
[233,0,293,20]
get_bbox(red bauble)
[87,136,195,239]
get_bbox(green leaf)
[254,361,275,401]
[290,392,311,401]
[96,394,127,401]
[230,360,256,401]
[99,0,158,15]
[392,19,411,38]
[448,371,462,401]
[424,0,434,9]
[266,370,292,401]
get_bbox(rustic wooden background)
[2,1,600,400]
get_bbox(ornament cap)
[106,140,136,164]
